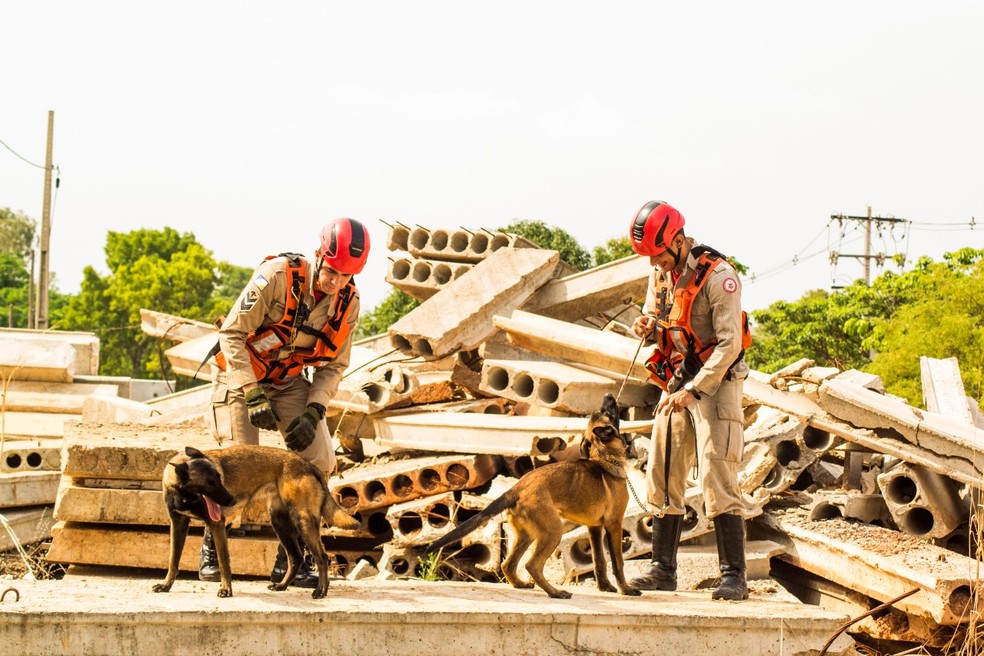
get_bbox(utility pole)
[35,110,54,330]
[829,206,908,286]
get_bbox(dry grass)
[0,538,66,581]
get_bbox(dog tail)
[424,489,517,555]
[322,493,361,531]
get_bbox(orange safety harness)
[644,247,752,391]
[212,253,357,385]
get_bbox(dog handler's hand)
[285,403,325,452]
[245,387,280,431]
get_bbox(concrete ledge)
[0,573,855,656]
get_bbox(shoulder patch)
[252,274,269,291]
[240,289,259,312]
[722,278,738,294]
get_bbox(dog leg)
[152,513,190,593]
[208,521,234,598]
[605,519,641,596]
[269,509,302,592]
[588,526,617,593]
[525,523,569,599]
[501,519,535,590]
[298,513,330,599]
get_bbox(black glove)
[285,403,325,452]
[245,387,280,431]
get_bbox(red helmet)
[319,218,371,274]
[629,201,685,256]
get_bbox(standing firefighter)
[628,200,753,601]
[201,217,370,587]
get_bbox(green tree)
[58,228,220,380]
[498,219,593,271]
[865,248,984,405]
[355,289,420,339]
[592,236,635,266]
[0,208,36,258]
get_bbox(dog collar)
[598,455,627,480]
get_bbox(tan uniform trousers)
[645,375,751,520]
[207,368,337,475]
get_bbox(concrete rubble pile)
[3,225,983,650]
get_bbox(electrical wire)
[0,137,46,169]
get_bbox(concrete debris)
[2,228,982,654]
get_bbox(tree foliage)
[748,248,984,406]
[58,228,222,380]
[592,236,635,266]
[498,219,593,271]
[355,288,420,339]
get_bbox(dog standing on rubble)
[425,394,640,599]
[152,445,360,599]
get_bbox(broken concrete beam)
[1,440,61,473]
[0,412,75,439]
[493,309,651,381]
[47,522,379,578]
[0,337,75,383]
[0,470,60,507]
[743,376,984,489]
[385,492,456,547]
[876,463,967,539]
[385,256,473,301]
[389,248,560,359]
[744,416,838,501]
[139,308,215,343]
[332,454,499,513]
[404,226,539,263]
[81,396,160,423]
[373,412,654,457]
[807,491,893,526]
[163,333,217,382]
[520,255,651,323]
[481,359,656,414]
[0,505,54,551]
[921,355,978,428]
[60,419,239,482]
[758,509,979,625]
[818,377,984,463]
[0,327,100,376]
[0,380,119,414]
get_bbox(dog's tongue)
[204,495,223,523]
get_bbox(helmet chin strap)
[666,246,682,269]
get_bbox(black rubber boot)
[630,514,684,591]
[270,544,320,589]
[198,528,221,582]
[711,513,749,601]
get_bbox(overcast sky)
[2,2,982,317]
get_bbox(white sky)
[2,2,982,315]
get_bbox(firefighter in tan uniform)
[199,217,370,588]
[627,200,753,601]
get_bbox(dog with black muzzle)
[152,445,359,599]
[425,393,640,599]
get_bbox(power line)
[0,136,46,169]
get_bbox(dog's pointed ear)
[170,461,190,483]
[579,437,591,459]
[185,446,207,460]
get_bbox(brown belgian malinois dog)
[152,445,360,599]
[425,394,640,599]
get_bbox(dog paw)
[548,590,573,600]
[621,587,643,597]
[151,584,170,593]
[218,589,233,598]
[597,581,617,593]
[312,588,327,600]
[268,582,289,592]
